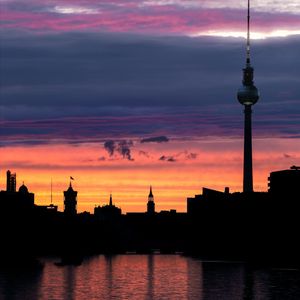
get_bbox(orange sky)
[1,137,298,213]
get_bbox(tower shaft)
[243,105,253,193]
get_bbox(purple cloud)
[1,0,300,36]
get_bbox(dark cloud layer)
[0,31,299,145]
[141,136,169,143]
[1,31,299,109]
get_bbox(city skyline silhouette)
[1,3,300,300]
[1,0,300,213]
[1,164,300,266]
[0,0,299,240]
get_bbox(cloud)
[0,31,299,146]
[104,140,134,161]
[141,0,300,14]
[141,136,169,143]
[158,151,198,162]
[51,6,101,15]
[1,0,300,36]
[139,150,150,157]
[104,140,116,156]
[118,140,134,161]
[159,155,176,162]
[186,152,197,160]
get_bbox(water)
[0,255,300,300]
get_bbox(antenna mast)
[51,178,53,204]
[246,0,251,65]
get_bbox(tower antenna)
[246,0,251,65]
[51,178,53,204]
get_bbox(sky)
[0,0,300,212]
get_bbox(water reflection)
[146,255,154,299]
[0,270,42,300]
[187,257,203,299]
[0,256,300,300]
[63,266,76,300]
[201,261,244,300]
[243,266,254,300]
[104,255,114,298]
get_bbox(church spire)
[109,193,113,206]
[147,186,155,215]
[148,186,153,198]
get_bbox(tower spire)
[246,0,251,65]
[109,193,113,206]
[147,186,155,215]
[51,178,53,204]
[149,185,153,198]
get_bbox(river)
[0,255,300,299]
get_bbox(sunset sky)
[0,0,300,212]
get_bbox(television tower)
[237,0,259,193]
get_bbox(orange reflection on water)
[40,255,193,299]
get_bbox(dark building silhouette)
[0,171,35,212]
[17,183,35,208]
[147,186,155,215]
[35,203,58,214]
[187,187,230,216]
[237,0,259,193]
[94,194,121,220]
[6,170,16,192]
[268,165,300,200]
[1,165,299,263]
[64,182,77,216]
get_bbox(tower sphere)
[237,84,259,106]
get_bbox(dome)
[237,85,259,106]
[19,184,29,194]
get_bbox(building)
[147,186,155,215]
[187,187,230,216]
[268,166,300,201]
[63,182,77,216]
[0,170,34,213]
[94,194,121,220]
[35,204,58,215]
[6,170,16,192]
